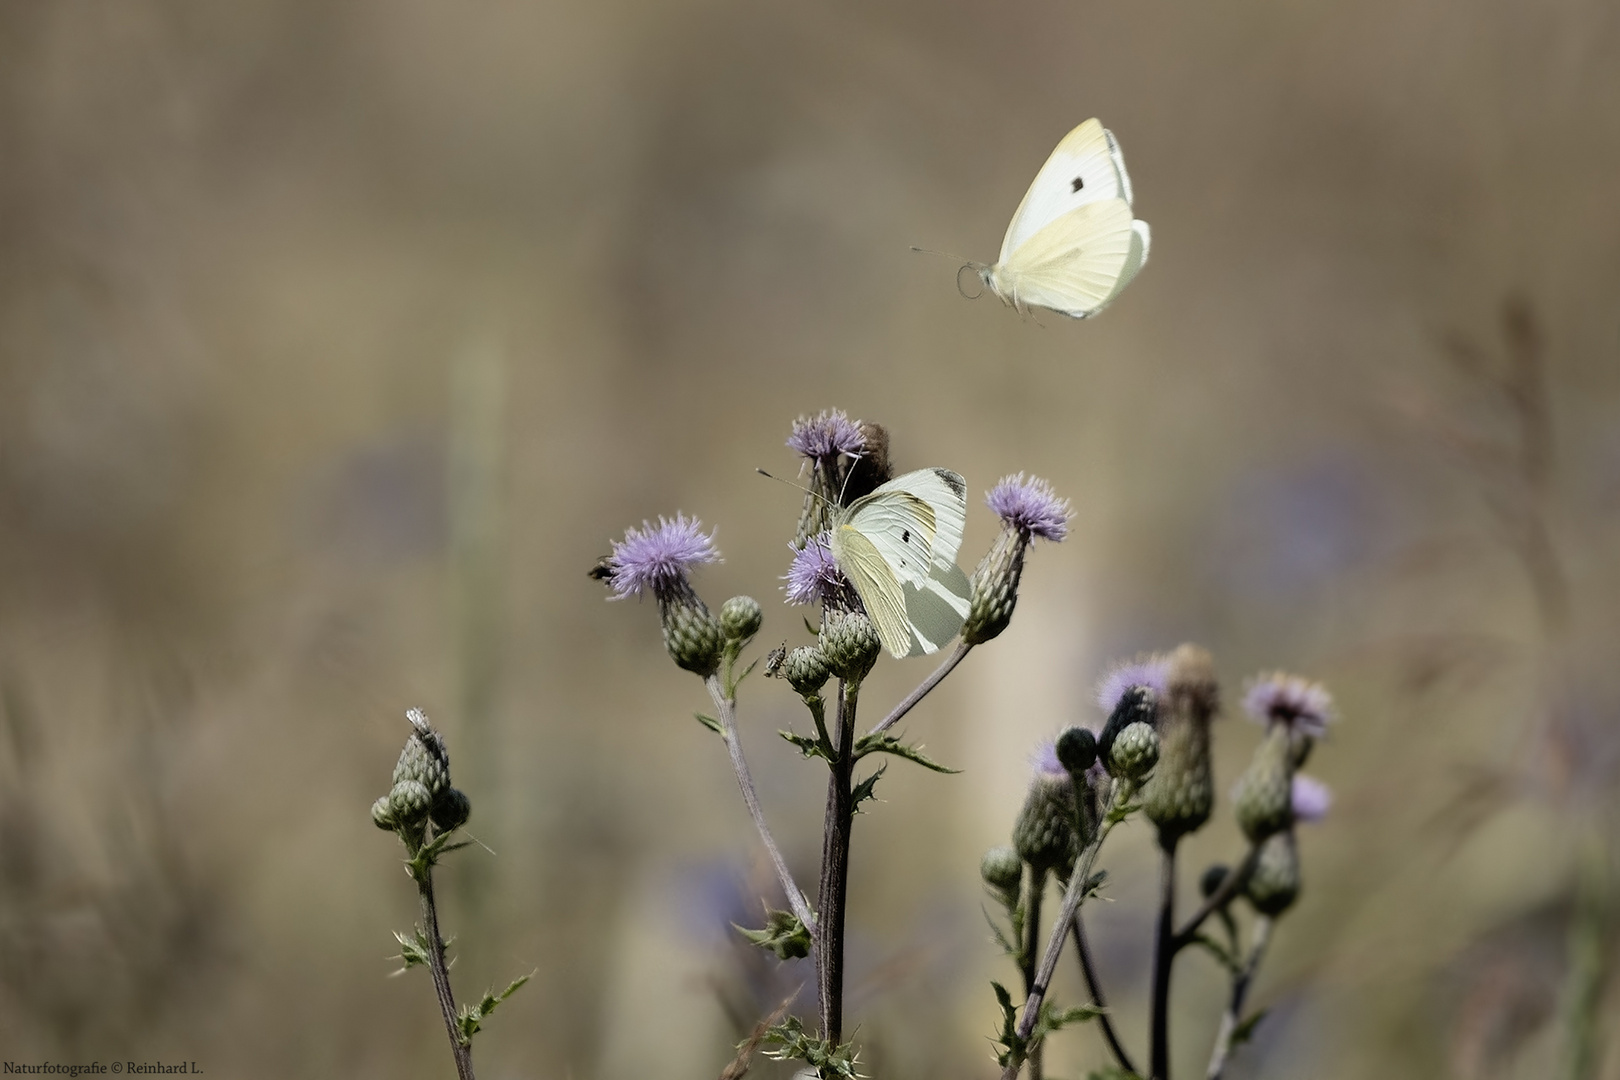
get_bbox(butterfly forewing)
[999,119,1131,262]
[844,491,936,588]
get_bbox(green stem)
[416,863,476,1080]
[1205,915,1272,1080]
[1150,839,1179,1080]
[816,679,860,1045]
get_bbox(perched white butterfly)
[974,118,1151,319]
[829,468,972,659]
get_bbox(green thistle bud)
[962,528,1026,645]
[1013,770,1078,878]
[820,609,880,683]
[719,595,763,643]
[1108,721,1160,780]
[780,645,831,696]
[1098,686,1158,764]
[1055,726,1098,775]
[1142,644,1219,844]
[430,787,472,832]
[981,845,1024,904]
[392,716,452,799]
[389,779,433,826]
[371,794,397,831]
[1200,863,1231,899]
[659,584,724,677]
[1245,830,1301,916]
[1234,724,1295,842]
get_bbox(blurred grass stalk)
[449,331,509,931]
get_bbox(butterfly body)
[978,118,1151,319]
[828,468,971,659]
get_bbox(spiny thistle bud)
[787,410,865,548]
[962,475,1072,645]
[600,514,724,677]
[393,710,452,798]
[720,595,763,643]
[1098,683,1162,764]
[1013,743,1079,878]
[1142,644,1219,844]
[779,645,831,696]
[1233,724,1295,842]
[981,845,1024,904]
[431,787,472,832]
[820,609,880,684]
[1055,726,1098,775]
[389,778,433,826]
[371,794,397,831]
[1245,830,1302,916]
[1200,863,1231,899]
[1108,721,1160,780]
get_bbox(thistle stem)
[1000,781,1126,1080]
[706,675,816,932]
[1173,844,1260,949]
[1023,868,1046,1080]
[867,641,972,737]
[1204,915,1272,1080]
[1072,909,1138,1076]
[816,680,860,1044]
[416,865,476,1080]
[1150,839,1178,1080]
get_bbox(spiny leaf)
[455,972,532,1044]
[780,729,833,763]
[1230,1008,1268,1048]
[851,732,960,773]
[695,711,724,735]
[1034,1000,1105,1040]
[760,1015,863,1078]
[734,909,813,960]
[851,764,886,813]
[389,928,432,974]
[989,981,1025,1068]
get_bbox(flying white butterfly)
[828,468,972,659]
[970,118,1150,319]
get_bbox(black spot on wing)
[901,529,910,543]
[1071,176,1084,192]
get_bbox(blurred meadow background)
[3,1,1620,1077]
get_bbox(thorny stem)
[1022,868,1046,1080]
[1204,915,1273,1080]
[705,675,816,932]
[416,864,476,1080]
[1000,781,1126,1080]
[867,641,973,737]
[1150,840,1179,1080]
[1174,845,1261,949]
[817,679,860,1044]
[1072,909,1138,1076]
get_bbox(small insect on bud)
[1107,721,1160,780]
[820,609,880,683]
[720,595,763,643]
[981,845,1024,903]
[1055,725,1098,775]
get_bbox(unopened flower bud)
[981,845,1024,903]
[1234,724,1295,842]
[1013,758,1078,879]
[393,713,452,798]
[389,779,433,826]
[1055,726,1098,775]
[1098,685,1159,763]
[720,595,763,642]
[1245,830,1301,915]
[371,795,397,831]
[1108,721,1160,779]
[431,787,472,832]
[1143,644,1219,844]
[820,610,880,683]
[1200,863,1231,899]
[781,646,831,696]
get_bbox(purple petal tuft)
[605,514,720,600]
[1095,656,1172,713]
[784,533,849,606]
[1242,672,1334,736]
[787,409,865,461]
[1291,774,1332,823]
[986,474,1072,542]
[1030,739,1068,778]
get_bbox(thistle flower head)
[1095,655,1173,714]
[986,473,1072,542]
[1031,739,1068,778]
[604,514,720,601]
[1243,672,1334,737]
[784,534,849,606]
[787,409,865,462]
[1291,774,1332,823]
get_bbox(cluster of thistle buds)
[371,708,472,848]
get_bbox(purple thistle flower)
[1095,655,1173,713]
[783,533,849,606]
[986,473,1072,543]
[605,514,720,600]
[1243,672,1334,737]
[1031,739,1067,778]
[787,409,865,461]
[1292,774,1332,823]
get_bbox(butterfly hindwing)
[899,561,971,657]
[998,198,1136,318]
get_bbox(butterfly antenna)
[911,247,987,300]
[755,468,830,506]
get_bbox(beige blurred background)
[2,1,1619,1077]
